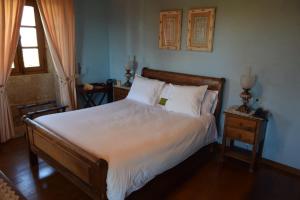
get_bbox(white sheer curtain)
[0,0,25,143]
[37,0,77,109]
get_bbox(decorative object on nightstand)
[222,106,268,172]
[123,64,132,87]
[113,85,130,101]
[123,56,138,87]
[237,67,256,113]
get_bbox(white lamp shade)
[240,74,256,89]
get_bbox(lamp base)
[124,69,132,88]
[237,88,252,113]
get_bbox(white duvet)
[35,99,217,200]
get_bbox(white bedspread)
[35,99,217,200]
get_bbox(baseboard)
[216,143,300,177]
[260,158,300,177]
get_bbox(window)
[12,0,47,75]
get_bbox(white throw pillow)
[165,84,208,117]
[201,90,219,115]
[127,75,165,105]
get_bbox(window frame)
[12,0,47,76]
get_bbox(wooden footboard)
[24,118,108,200]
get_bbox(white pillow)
[160,84,171,99]
[127,75,165,105]
[201,90,219,115]
[165,84,208,117]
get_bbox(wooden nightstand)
[221,106,268,172]
[113,86,130,101]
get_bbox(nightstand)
[221,106,268,172]
[113,86,130,101]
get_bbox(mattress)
[35,99,217,200]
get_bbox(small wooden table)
[221,106,268,172]
[77,83,108,108]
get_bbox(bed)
[24,68,225,200]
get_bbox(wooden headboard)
[142,67,225,126]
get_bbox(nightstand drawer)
[225,127,255,144]
[226,116,257,132]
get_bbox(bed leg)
[29,150,38,167]
[24,124,39,168]
[92,160,108,200]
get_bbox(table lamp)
[123,64,132,87]
[237,67,256,113]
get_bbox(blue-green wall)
[108,0,300,169]
[74,0,110,83]
[74,0,300,170]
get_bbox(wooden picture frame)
[159,10,182,50]
[187,8,216,52]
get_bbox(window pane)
[11,63,15,68]
[20,27,38,47]
[21,6,36,26]
[22,48,40,68]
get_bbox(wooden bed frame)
[24,68,225,200]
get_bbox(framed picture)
[187,8,216,52]
[159,10,182,50]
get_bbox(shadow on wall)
[263,112,291,163]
